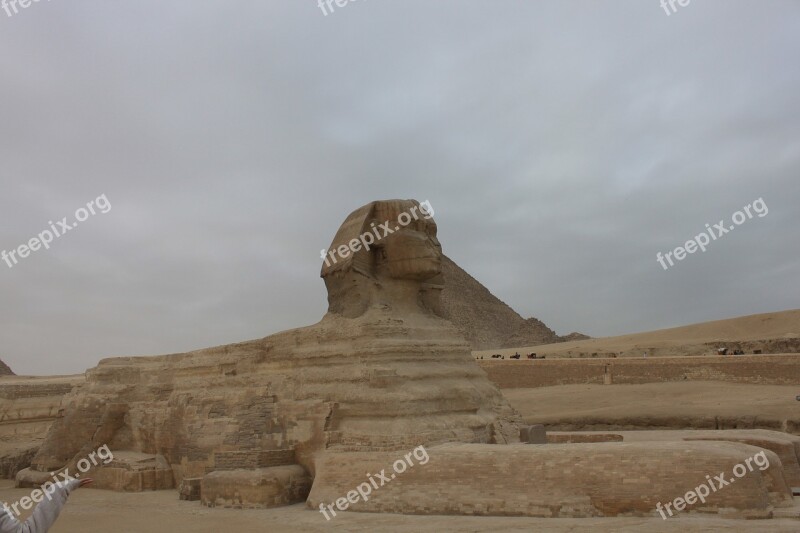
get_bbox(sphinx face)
[383,225,442,281]
[369,199,442,281]
[322,199,445,316]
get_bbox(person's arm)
[0,478,90,533]
[0,505,21,533]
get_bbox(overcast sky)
[1,1,798,375]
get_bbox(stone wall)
[201,466,311,509]
[213,449,296,470]
[479,354,800,388]
[0,383,75,399]
[0,376,82,478]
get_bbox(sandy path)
[0,480,797,532]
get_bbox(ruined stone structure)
[0,375,82,478]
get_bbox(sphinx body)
[24,200,520,497]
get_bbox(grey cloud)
[1,0,798,374]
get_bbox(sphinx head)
[321,199,444,317]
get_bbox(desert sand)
[475,309,800,358]
[1,480,798,533]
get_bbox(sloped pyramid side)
[0,358,13,376]
[438,254,561,350]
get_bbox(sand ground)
[475,309,800,358]
[1,480,797,532]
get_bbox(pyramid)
[439,255,567,350]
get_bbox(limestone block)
[88,451,174,492]
[683,429,800,487]
[201,465,311,509]
[178,477,202,501]
[527,424,547,444]
[308,441,794,518]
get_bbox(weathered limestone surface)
[685,432,800,487]
[201,465,311,509]
[178,477,202,501]
[22,200,520,495]
[519,424,547,444]
[0,375,82,478]
[547,433,624,444]
[15,449,174,492]
[480,355,800,389]
[546,429,800,487]
[308,442,794,518]
[89,451,175,492]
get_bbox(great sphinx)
[20,199,520,504]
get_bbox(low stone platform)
[201,465,311,509]
[16,450,174,491]
[308,441,794,518]
[546,429,800,487]
[87,451,174,491]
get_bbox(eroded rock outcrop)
[0,375,81,478]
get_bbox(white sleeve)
[0,479,81,533]
[0,505,21,533]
